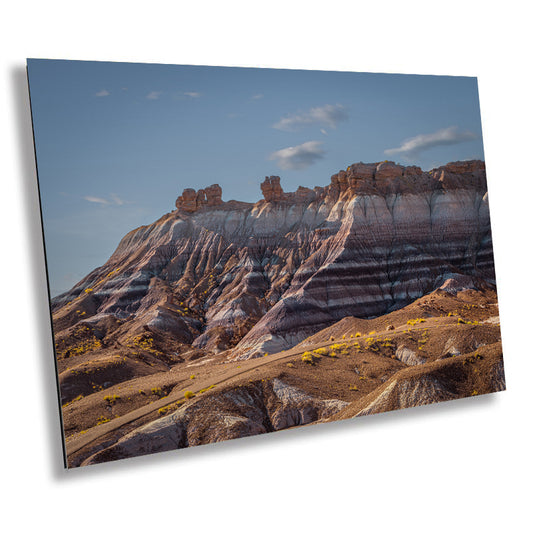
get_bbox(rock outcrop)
[80,378,348,465]
[52,160,496,360]
[260,176,284,202]
[175,183,223,213]
[329,347,505,420]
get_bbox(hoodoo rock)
[53,160,495,360]
[261,176,284,202]
[175,183,223,213]
[175,188,198,212]
[203,184,223,206]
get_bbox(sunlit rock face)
[52,160,495,359]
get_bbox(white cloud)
[184,91,201,98]
[146,91,162,100]
[269,141,326,170]
[83,196,110,205]
[95,89,110,97]
[84,194,125,206]
[384,126,478,159]
[320,129,328,136]
[273,104,348,131]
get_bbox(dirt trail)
[65,321,445,457]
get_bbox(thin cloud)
[273,104,348,131]
[269,141,326,170]
[384,126,478,159]
[320,129,328,136]
[95,89,110,97]
[83,196,110,205]
[146,91,162,100]
[84,194,125,206]
[251,93,264,100]
[110,194,125,205]
[183,91,200,98]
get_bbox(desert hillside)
[49,159,504,467]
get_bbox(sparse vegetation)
[198,385,216,394]
[365,337,379,352]
[302,351,317,365]
[104,394,120,405]
[62,395,83,408]
[57,335,102,359]
[96,416,110,425]
[457,317,480,325]
[330,343,349,356]
[158,399,185,416]
[184,391,195,399]
[407,318,426,326]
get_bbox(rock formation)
[175,183,223,213]
[260,176,284,202]
[80,379,349,465]
[52,160,495,360]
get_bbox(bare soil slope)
[64,285,503,467]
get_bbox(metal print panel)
[27,59,505,468]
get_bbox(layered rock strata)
[79,379,349,465]
[52,160,495,359]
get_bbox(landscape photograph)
[27,59,505,468]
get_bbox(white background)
[2,1,531,531]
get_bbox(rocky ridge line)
[172,160,487,215]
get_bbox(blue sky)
[27,59,485,296]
